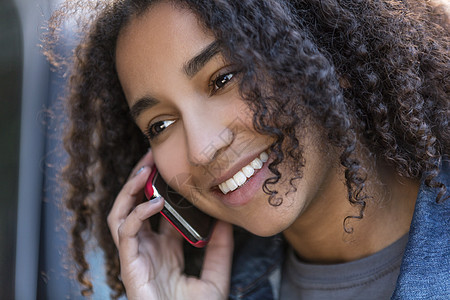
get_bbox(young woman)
[48,0,449,299]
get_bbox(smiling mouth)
[217,151,269,194]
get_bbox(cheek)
[152,138,189,191]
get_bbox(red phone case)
[144,167,215,247]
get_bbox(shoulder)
[229,228,286,300]
[393,158,450,299]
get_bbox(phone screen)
[145,168,216,247]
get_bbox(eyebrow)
[129,41,221,120]
[129,96,159,120]
[183,40,221,78]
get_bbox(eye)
[209,70,238,95]
[145,119,175,140]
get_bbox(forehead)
[115,1,214,103]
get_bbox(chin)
[238,218,290,237]
[235,198,304,237]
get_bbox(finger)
[127,149,154,181]
[107,166,152,247]
[118,196,165,263]
[200,221,234,294]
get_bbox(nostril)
[186,126,235,166]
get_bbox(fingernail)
[150,196,162,204]
[135,166,146,176]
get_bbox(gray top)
[280,234,409,300]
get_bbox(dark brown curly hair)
[46,0,449,298]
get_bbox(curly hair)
[46,0,449,297]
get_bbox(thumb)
[200,221,234,294]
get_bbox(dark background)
[0,0,22,299]
[0,0,122,298]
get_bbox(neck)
[283,164,419,264]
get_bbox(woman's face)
[116,1,343,236]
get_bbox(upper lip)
[207,149,268,189]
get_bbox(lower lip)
[212,158,272,207]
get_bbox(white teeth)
[226,178,238,192]
[242,165,255,177]
[250,158,263,169]
[219,182,230,194]
[233,171,247,186]
[217,151,269,194]
[260,151,268,162]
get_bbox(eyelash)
[144,119,175,141]
[208,70,238,95]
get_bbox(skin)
[108,1,420,298]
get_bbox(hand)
[107,150,234,300]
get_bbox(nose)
[183,108,234,166]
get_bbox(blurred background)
[0,0,22,298]
[0,0,116,299]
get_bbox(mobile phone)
[144,167,216,247]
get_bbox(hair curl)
[46,0,449,297]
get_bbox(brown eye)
[214,73,234,89]
[209,71,238,95]
[145,120,175,140]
